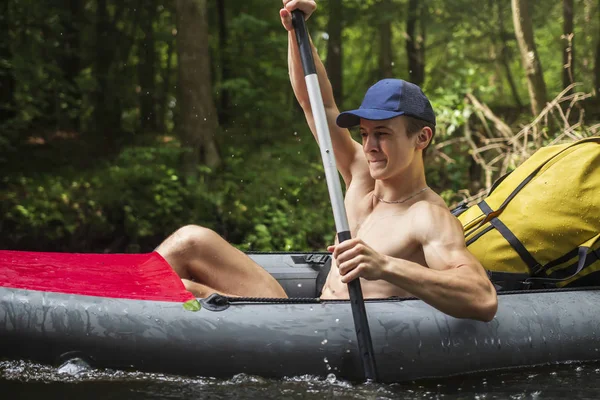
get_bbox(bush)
[1,136,335,253]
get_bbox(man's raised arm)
[280,0,363,186]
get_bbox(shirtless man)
[155,0,497,322]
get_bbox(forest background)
[1,0,599,253]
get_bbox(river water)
[2,359,600,399]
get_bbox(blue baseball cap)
[336,79,436,128]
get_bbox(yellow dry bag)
[455,137,600,289]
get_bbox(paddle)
[291,10,378,382]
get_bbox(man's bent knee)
[172,224,221,251]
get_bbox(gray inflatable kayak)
[1,250,599,383]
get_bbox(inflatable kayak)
[1,249,600,383]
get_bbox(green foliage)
[1,133,334,252]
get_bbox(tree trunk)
[596,0,600,95]
[0,0,15,123]
[157,36,175,133]
[175,0,221,176]
[378,0,393,79]
[138,0,158,132]
[406,0,425,86]
[217,0,230,124]
[326,0,343,102]
[94,0,114,140]
[511,0,547,115]
[497,1,522,107]
[61,0,82,131]
[562,0,574,88]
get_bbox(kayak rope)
[214,295,417,304]
[222,296,320,304]
[212,285,600,305]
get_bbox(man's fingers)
[335,246,362,266]
[338,259,356,276]
[279,8,293,31]
[332,238,360,258]
[340,265,361,283]
[284,0,317,20]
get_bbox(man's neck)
[373,161,427,204]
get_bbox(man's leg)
[156,225,287,298]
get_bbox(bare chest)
[351,209,419,260]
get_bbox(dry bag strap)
[487,271,532,291]
[535,234,600,283]
[527,245,598,284]
[488,248,593,290]
[478,201,542,274]
[494,238,599,289]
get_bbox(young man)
[155,0,497,322]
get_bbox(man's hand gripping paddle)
[291,10,378,382]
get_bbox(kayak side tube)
[1,286,600,382]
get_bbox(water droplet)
[297,283,302,287]
[335,318,339,323]
[323,357,328,363]
[321,339,328,345]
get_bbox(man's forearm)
[288,31,337,112]
[287,30,358,179]
[381,257,497,322]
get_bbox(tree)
[138,0,158,132]
[594,0,600,95]
[60,0,83,132]
[511,0,547,115]
[175,0,221,177]
[495,1,522,107]
[378,0,393,79]
[326,0,343,102]
[406,0,425,86]
[562,0,574,89]
[216,0,230,123]
[0,0,15,124]
[93,0,113,138]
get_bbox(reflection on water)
[2,359,600,399]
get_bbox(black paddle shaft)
[291,10,378,382]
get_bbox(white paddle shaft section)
[304,73,350,234]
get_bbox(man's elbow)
[472,284,498,322]
[474,295,498,322]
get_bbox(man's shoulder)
[407,199,462,239]
[408,198,452,218]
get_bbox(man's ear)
[415,127,433,150]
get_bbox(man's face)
[358,116,418,180]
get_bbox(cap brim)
[336,109,406,128]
